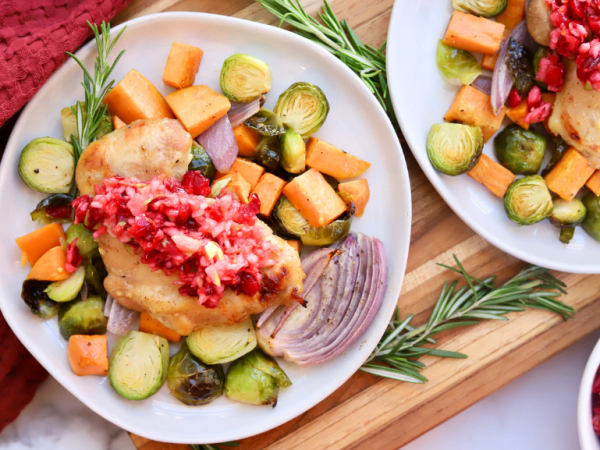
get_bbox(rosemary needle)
[361,256,575,383]
[255,0,397,127]
[66,21,126,166]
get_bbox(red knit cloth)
[0,0,131,127]
[0,0,130,433]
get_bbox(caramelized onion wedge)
[257,233,388,366]
[198,115,238,172]
[106,295,140,336]
[228,97,263,128]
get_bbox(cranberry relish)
[72,172,275,308]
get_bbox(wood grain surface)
[112,0,600,449]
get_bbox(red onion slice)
[491,21,534,114]
[104,294,114,317]
[472,75,492,96]
[228,98,262,128]
[257,233,388,366]
[197,115,238,172]
[107,298,139,336]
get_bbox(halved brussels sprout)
[167,341,224,406]
[273,82,329,138]
[66,224,99,259]
[58,294,107,340]
[85,256,107,298]
[30,194,73,224]
[426,123,483,176]
[220,54,273,103]
[550,198,586,244]
[504,175,553,226]
[550,198,586,228]
[225,348,291,406]
[494,125,546,175]
[244,109,285,136]
[45,265,85,303]
[187,317,257,365]
[272,196,352,246]
[109,330,169,401]
[542,136,569,177]
[582,192,600,242]
[505,39,535,96]
[280,128,306,173]
[257,136,281,171]
[188,142,216,181]
[61,104,112,143]
[436,41,482,86]
[21,279,60,319]
[453,0,507,17]
[19,137,75,194]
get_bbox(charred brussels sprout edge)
[494,125,546,175]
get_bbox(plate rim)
[1,11,412,443]
[386,2,600,274]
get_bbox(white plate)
[0,12,411,444]
[387,1,600,273]
[578,336,600,450]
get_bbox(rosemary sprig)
[255,0,397,127]
[190,442,240,450]
[361,256,575,383]
[66,21,125,165]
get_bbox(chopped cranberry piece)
[182,171,211,196]
[237,272,261,297]
[65,239,82,274]
[45,204,72,219]
[508,89,523,108]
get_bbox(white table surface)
[1,330,599,450]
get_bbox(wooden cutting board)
[115,1,600,448]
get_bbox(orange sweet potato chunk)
[233,124,262,157]
[586,170,600,196]
[103,69,174,124]
[162,42,203,89]
[282,169,347,228]
[139,311,181,342]
[27,246,70,281]
[496,0,527,30]
[442,11,505,55]
[216,158,265,190]
[467,154,516,198]
[305,137,370,180]
[113,115,126,130]
[338,179,370,217]
[506,100,529,130]
[67,335,109,376]
[545,147,595,201]
[16,223,66,266]
[252,173,287,218]
[444,85,506,142]
[165,85,231,138]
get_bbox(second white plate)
[387,0,600,273]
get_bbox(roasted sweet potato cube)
[444,85,506,142]
[467,154,516,198]
[587,170,600,196]
[305,137,370,180]
[338,179,370,217]
[165,85,230,138]
[233,124,262,157]
[545,147,595,201]
[162,42,203,89]
[252,173,287,218]
[216,158,265,190]
[103,69,174,124]
[442,11,505,55]
[282,169,347,227]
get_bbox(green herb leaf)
[255,0,396,128]
[361,257,575,382]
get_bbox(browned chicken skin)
[548,60,600,168]
[76,119,304,335]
